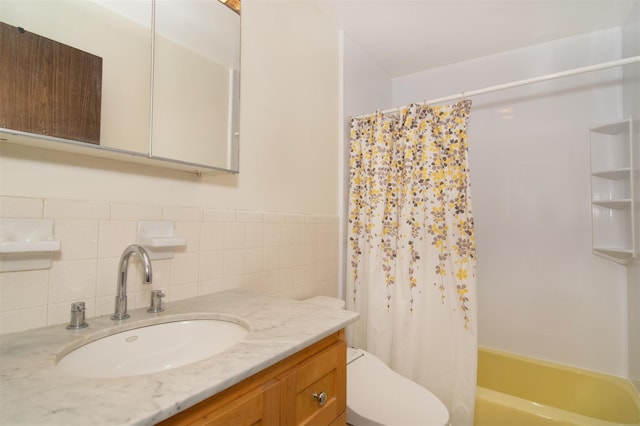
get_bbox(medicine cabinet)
[589,117,636,264]
[0,22,103,145]
[0,0,239,175]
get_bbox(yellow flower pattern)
[348,100,476,329]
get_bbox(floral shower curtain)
[346,100,477,426]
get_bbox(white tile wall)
[0,196,339,335]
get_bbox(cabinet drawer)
[296,370,337,425]
[160,378,280,426]
[294,341,346,426]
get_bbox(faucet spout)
[112,244,152,320]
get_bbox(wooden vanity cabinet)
[159,330,346,426]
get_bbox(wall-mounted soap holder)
[0,219,61,272]
[137,221,186,260]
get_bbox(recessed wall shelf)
[0,219,61,271]
[589,117,636,264]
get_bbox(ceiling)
[313,0,639,78]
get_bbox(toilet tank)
[303,296,346,310]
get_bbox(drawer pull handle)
[312,391,327,406]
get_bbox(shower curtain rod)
[352,56,640,119]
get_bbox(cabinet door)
[151,0,240,171]
[0,22,102,144]
[281,340,347,426]
[161,378,280,426]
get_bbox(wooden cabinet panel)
[292,342,346,426]
[160,378,280,426]
[295,370,338,426]
[328,412,347,426]
[0,22,102,144]
[159,331,347,426]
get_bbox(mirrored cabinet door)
[1,0,153,154]
[151,0,240,172]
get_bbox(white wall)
[0,1,342,333]
[342,36,393,119]
[392,29,628,377]
[622,3,640,390]
[339,35,392,299]
[239,0,340,214]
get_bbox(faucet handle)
[66,301,89,330]
[147,289,165,313]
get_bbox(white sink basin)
[57,319,248,378]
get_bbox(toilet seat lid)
[347,348,449,426]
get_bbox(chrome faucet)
[112,244,152,320]
[66,301,89,330]
[147,289,165,313]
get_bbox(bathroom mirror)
[0,0,240,175]
[152,0,240,171]
[1,0,153,154]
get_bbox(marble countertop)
[0,290,359,425]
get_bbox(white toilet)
[303,296,450,426]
